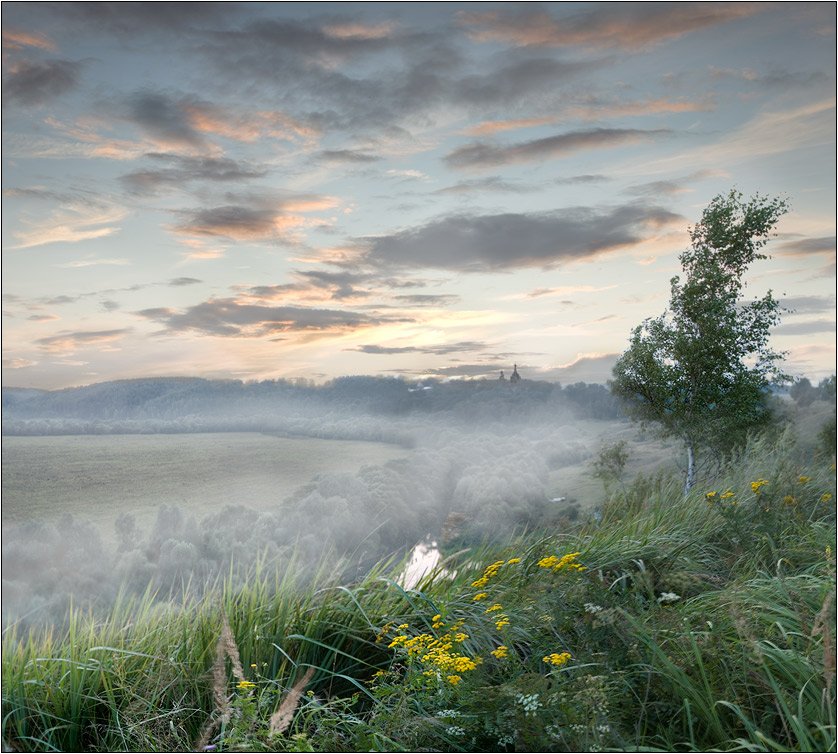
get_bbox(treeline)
[2,376,622,435]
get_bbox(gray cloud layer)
[121,153,267,194]
[362,204,682,272]
[3,59,82,105]
[136,299,397,337]
[446,128,670,169]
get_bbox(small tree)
[611,190,789,493]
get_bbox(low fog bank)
[2,376,621,439]
[2,377,625,630]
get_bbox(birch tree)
[610,190,789,493]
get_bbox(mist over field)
[3,376,634,628]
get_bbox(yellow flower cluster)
[387,622,481,682]
[798,475,811,484]
[495,616,510,630]
[484,603,503,614]
[537,552,586,573]
[821,493,833,503]
[542,652,572,667]
[236,680,256,690]
[471,560,508,589]
[751,479,769,494]
[491,645,509,659]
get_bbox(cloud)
[461,4,763,50]
[321,21,396,40]
[434,176,540,195]
[2,357,37,369]
[709,66,831,90]
[135,298,393,338]
[353,340,486,355]
[525,284,619,300]
[780,295,836,315]
[554,174,610,185]
[392,294,460,307]
[169,277,202,287]
[172,193,339,244]
[362,204,682,272]
[445,128,670,169]
[3,59,82,105]
[46,2,237,35]
[2,30,57,51]
[58,257,130,268]
[316,149,382,164]
[464,116,556,136]
[776,235,836,256]
[120,153,267,194]
[567,96,713,119]
[9,196,127,250]
[35,328,131,353]
[125,91,209,150]
[773,320,836,336]
[549,352,620,384]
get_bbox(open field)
[1,433,406,540]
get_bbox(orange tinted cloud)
[184,103,319,144]
[462,4,763,50]
[322,21,395,40]
[569,97,714,118]
[465,117,556,136]
[2,29,57,51]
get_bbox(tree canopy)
[611,190,789,492]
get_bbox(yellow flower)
[484,603,503,613]
[798,476,811,484]
[250,663,258,669]
[537,552,586,573]
[397,623,409,630]
[447,675,462,685]
[751,479,768,494]
[705,491,718,502]
[473,592,488,601]
[495,616,510,630]
[783,495,797,506]
[506,558,521,565]
[491,645,509,659]
[454,632,469,643]
[721,490,735,499]
[820,493,833,503]
[542,652,571,667]
[236,680,256,690]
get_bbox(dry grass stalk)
[269,666,315,735]
[811,587,836,698]
[193,613,245,751]
[220,612,245,682]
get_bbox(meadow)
[2,425,834,752]
[1,433,406,540]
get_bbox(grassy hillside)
[3,433,835,752]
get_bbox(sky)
[2,1,835,390]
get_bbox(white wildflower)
[657,591,681,603]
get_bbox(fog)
[2,376,624,629]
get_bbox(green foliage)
[611,190,790,491]
[591,440,630,496]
